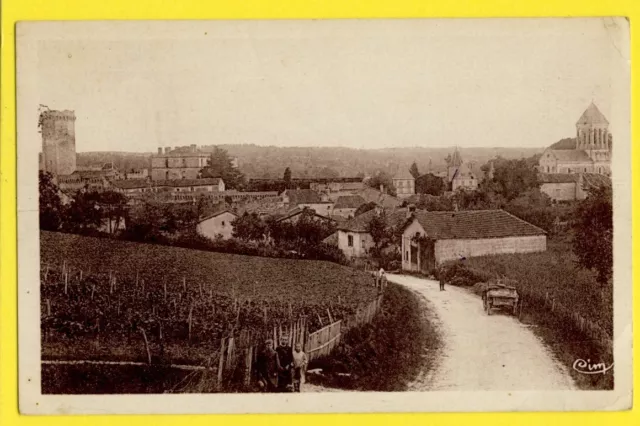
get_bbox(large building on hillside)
[151,145,210,180]
[40,109,77,176]
[539,102,612,176]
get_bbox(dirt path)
[387,274,575,391]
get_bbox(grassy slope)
[307,282,441,391]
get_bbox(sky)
[30,18,627,153]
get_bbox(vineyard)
[41,232,379,365]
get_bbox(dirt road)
[387,274,575,391]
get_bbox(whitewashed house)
[197,210,238,240]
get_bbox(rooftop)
[577,102,609,126]
[334,195,367,209]
[284,189,323,204]
[408,209,546,240]
[545,149,593,162]
[338,207,407,232]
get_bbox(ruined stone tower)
[40,109,76,176]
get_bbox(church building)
[538,102,612,176]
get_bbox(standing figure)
[439,267,445,291]
[256,339,280,392]
[292,342,308,392]
[276,336,293,392]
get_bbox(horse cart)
[482,281,519,316]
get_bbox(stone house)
[392,168,416,198]
[281,189,333,215]
[538,172,612,202]
[196,210,238,240]
[401,209,547,273]
[150,145,211,181]
[335,207,407,259]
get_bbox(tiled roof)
[546,149,592,162]
[322,232,339,246]
[199,209,238,223]
[285,189,322,204]
[357,187,402,209]
[338,208,408,233]
[275,207,333,223]
[408,209,546,240]
[393,168,415,181]
[577,102,609,126]
[111,179,152,189]
[334,195,366,209]
[154,178,223,188]
[538,173,578,184]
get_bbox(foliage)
[310,283,440,391]
[40,231,375,364]
[39,171,64,231]
[365,172,397,196]
[200,146,246,190]
[415,173,445,196]
[283,167,292,188]
[409,162,420,179]
[483,156,540,201]
[572,186,613,285]
[231,212,267,241]
[412,194,455,211]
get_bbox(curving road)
[386,274,576,391]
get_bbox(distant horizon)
[73,143,551,155]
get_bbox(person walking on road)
[439,267,446,291]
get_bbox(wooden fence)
[215,293,384,389]
[518,286,613,354]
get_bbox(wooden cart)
[482,282,519,316]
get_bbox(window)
[361,239,365,249]
[348,235,354,247]
[221,221,226,226]
[405,251,409,261]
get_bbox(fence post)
[217,338,226,388]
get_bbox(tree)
[39,171,64,231]
[409,162,420,179]
[573,186,613,286]
[366,172,397,196]
[366,211,394,257]
[62,190,103,233]
[94,190,129,234]
[487,156,539,201]
[415,173,445,196]
[283,167,292,189]
[232,212,267,241]
[200,146,246,190]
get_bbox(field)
[41,231,378,365]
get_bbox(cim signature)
[572,359,614,375]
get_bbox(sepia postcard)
[16,18,632,414]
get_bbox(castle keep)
[40,109,77,176]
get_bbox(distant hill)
[548,138,577,150]
[77,145,545,179]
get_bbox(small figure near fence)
[256,339,280,392]
[291,342,308,392]
[276,335,294,392]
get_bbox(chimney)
[157,147,162,154]
[406,203,416,219]
[165,146,172,154]
[191,144,197,153]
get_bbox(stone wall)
[434,235,547,264]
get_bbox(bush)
[439,261,494,286]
